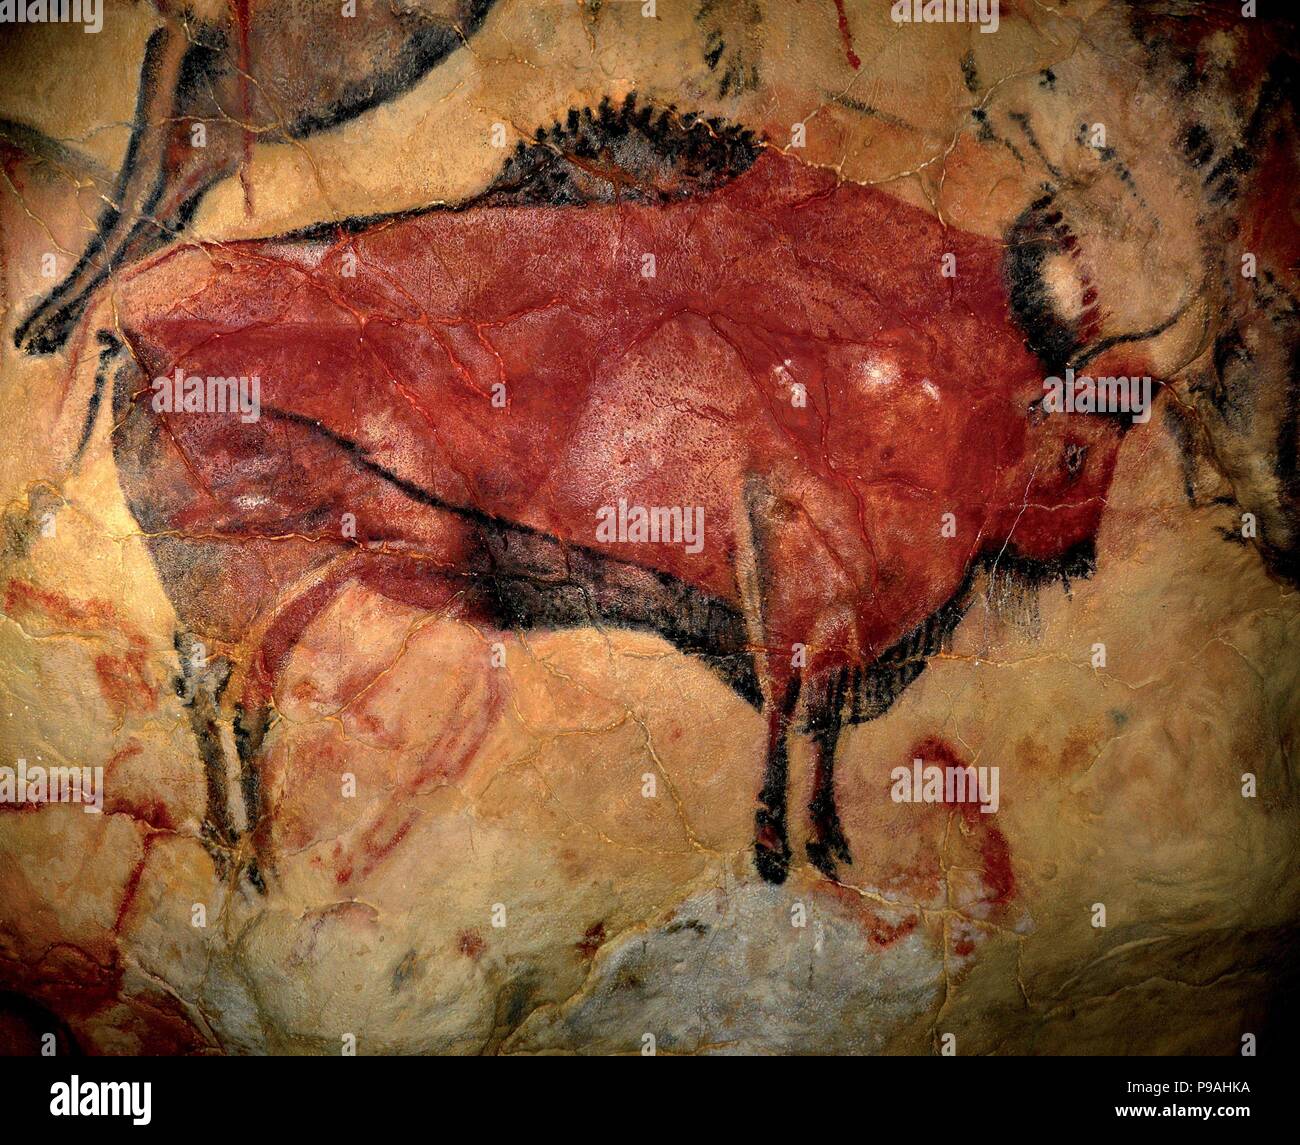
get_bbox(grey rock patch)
[504,878,942,1055]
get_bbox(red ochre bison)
[79,100,1156,889]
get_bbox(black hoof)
[808,811,853,870]
[829,827,853,866]
[243,856,268,896]
[805,839,841,879]
[199,824,236,880]
[754,840,791,884]
[754,803,791,884]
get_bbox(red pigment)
[833,0,861,70]
[5,580,157,713]
[866,914,918,948]
[113,149,1143,692]
[909,736,1016,906]
[577,922,607,959]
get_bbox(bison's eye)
[1064,442,1088,478]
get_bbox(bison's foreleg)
[739,471,817,885]
[753,658,802,885]
[805,666,852,879]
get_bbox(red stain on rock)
[816,873,921,949]
[105,742,143,771]
[113,845,153,935]
[457,929,486,959]
[577,921,606,959]
[832,0,861,70]
[979,819,1015,906]
[0,938,209,1056]
[107,795,176,833]
[6,579,124,635]
[93,651,157,716]
[336,812,414,887]
[865,914,918,948]
[333,843,354,887]
[333,672,504,887]
[342,706,390,743]
[5,580,158,713]
[289,679,322,704]
[907,735,1017,908]
[0,141,26,188]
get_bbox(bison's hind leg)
[233,703,275,895]
[173,630,239,878]
[224,556,363,895]
[228,548,486,894]
[805,666,852,880]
